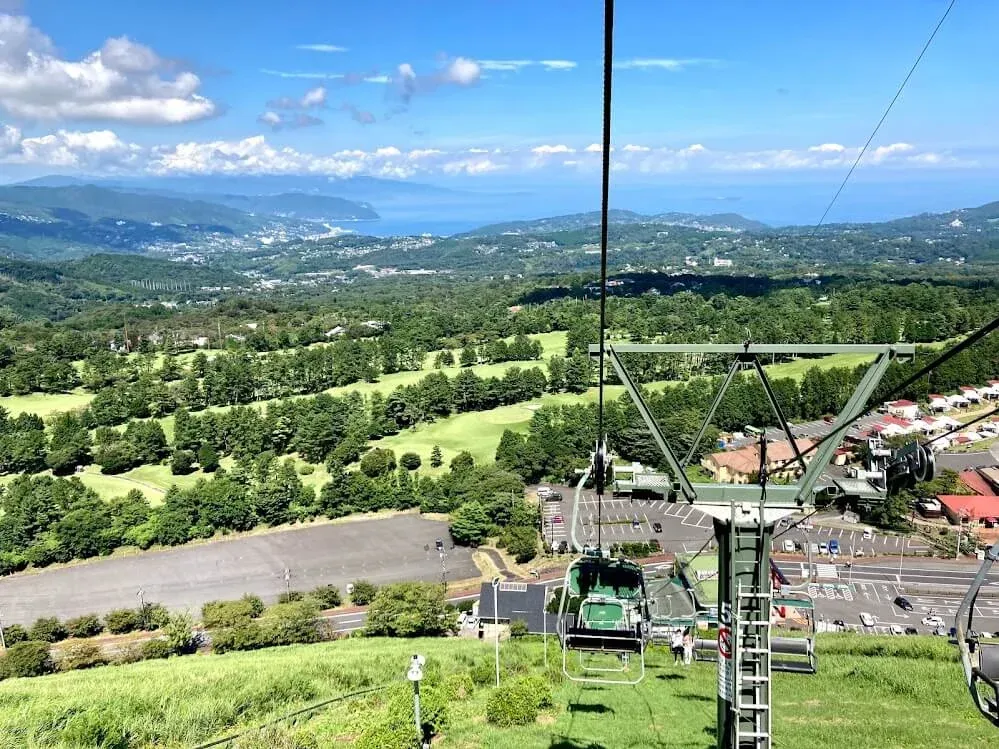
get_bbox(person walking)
[671,629,683,665]
[682,628,694,666]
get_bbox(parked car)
[782,539,796,553]
[828,539,840,556]
[632,517,641,529]
[859,612,875,627]
[854,548,865,557]
[557,540,569,554]
[818,542,828,554]
[809,543,820,556]
[548,491,564,502]
[652,522,663,533]
[862,527,874,540]
[436,538,445,552]
[905,627,919,635]
[922,615,945,627]
[537,486,552,499]
[833,619,846,629]
[894,596,914,611]
[890,625,904,636]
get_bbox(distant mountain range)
[464,209,768,235]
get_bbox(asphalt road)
[0,515,477,625]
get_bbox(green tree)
[170,449,196,475]
[365,582,453,637]
[46,412,92,475]
[65,614,103,639]
[197,443,220,473]
[449,501,491,546]
[449,451,475,474]
[29,617,68,643]
[459,345,478,367]
[503,525,539,564]
[430,445,443,468]
[310,584,342,609]
[564,352,593,393]
[400,452,422,471]
[509,619,529,638]
[360,447,397,478]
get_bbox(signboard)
[717,601,733,702]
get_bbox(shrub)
[212,622,269,654]
[485,676,552,726]
[355,683,450,749]
[349,580,378,606]
[263,601,320,646]
[241,594,265,617]
[141,638,174,660]
[139,602,170,631]
[365,583,452,637]
[104,608,141,635]
[309,584,342,609]
[455,598,475,613]
[3,624,28,646]
[201,599,258,629]
[297,464,315,476]
[1,641,54,678]
[400,452,422,470]
[277,590,304,604]
[509,619,529,638]
[65,614,104,639]
[29,616,68,643]
[162,612,198,655]
[60,642,108,671]
[113,643,145,665]
[470,660,496,687]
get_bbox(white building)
[927,394,950,412]
[325,326,346,338]
[947,393,971,409]
[959,386,982,403]
[885,399,920,420]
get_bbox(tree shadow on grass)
[549,740,609,749]
[676,693,714,703]
[656,673,685,681]
[568,703,615,715]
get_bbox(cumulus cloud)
[0,125,969,179]
[296,44,347,53]
[0,13,216,124]
[808,143,846,152]
[267,85,327,110]
[393,57,481,105]
[617,58,720,71]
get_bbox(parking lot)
[773,520,931,559]
[574,494,714,551]
[0,514,477,625]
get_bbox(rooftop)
[937,494,999,520]
[959,470,994,496]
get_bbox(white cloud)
[257,111,281,127]
[300,86,327,108]
[540,60,576,71]
[0,127,966,179]
[296,44,347,53]
[260,69,334,79]
[584,143,603,153]
[477,60,534,71]
[617,58,719,71]
[441,57,480,85]
[0,14,216,124]
[808,143,846,152]
[531,144,574,155]
[476,59,577,72]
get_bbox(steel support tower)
[576,342,914,749]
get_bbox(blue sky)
[1,0,998,212]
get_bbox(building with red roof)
[959,469,995,496]
[937,494,999,527]
[885,399,919,419]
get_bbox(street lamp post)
[137,587,146,628]
[0,609,6,650]
[407,655,429,749]
[439,548,448,594]
[491,576,501,686]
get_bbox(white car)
[862,528,874,540]
[854,548,865,557]
[782,539,796,553]
[859,612,875,627]
[922,615,945,627]
[537,486,552,499]
[890,625,904,636]
[818,542,828,554]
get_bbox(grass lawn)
[0,634,989,749]
[0,388,94,418]
[763,352,877,381]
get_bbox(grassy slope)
[0,635,989,749]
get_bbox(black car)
[893,596,914,612]
[905,627,919,635]
[832,619,846,629]
[652,522,663,533]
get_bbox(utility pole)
[0,609,6,650]
[137,587,146,628]
[439,547,448,594]
[492,576,501,686]
[284,567,291,594]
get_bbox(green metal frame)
[594,342,914,508]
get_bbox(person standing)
[671,629,683,664]
[682,628,694,666]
